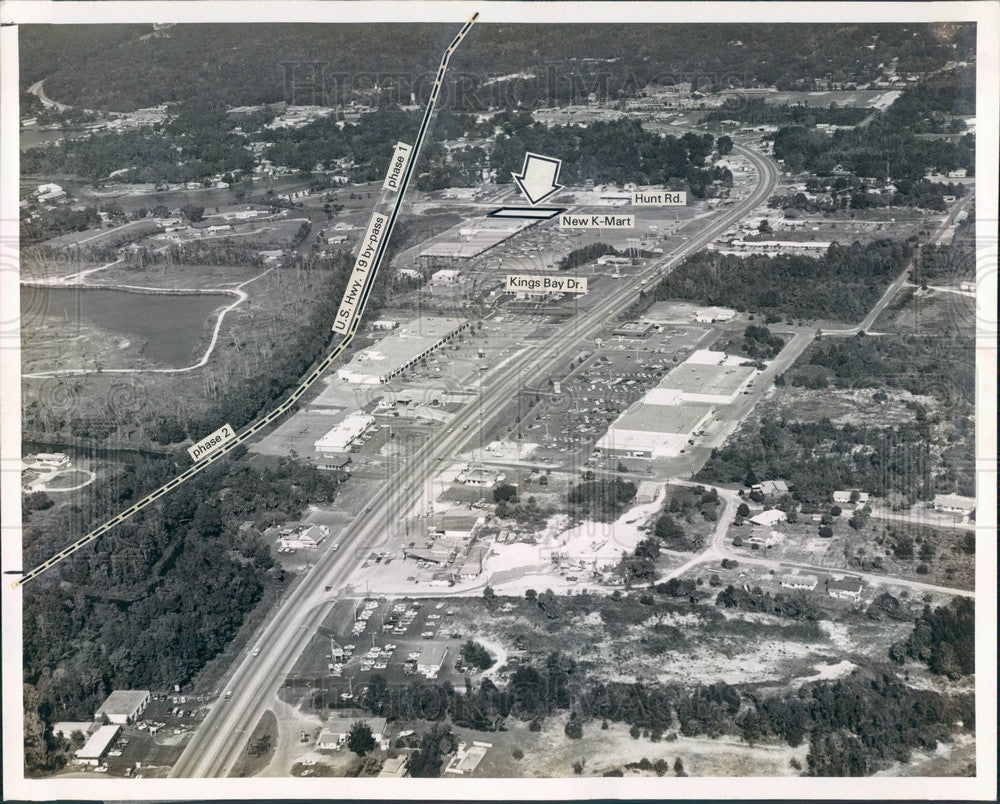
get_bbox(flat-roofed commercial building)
[419,218,534,264]
[314,413,375,453]
[337,317,468,384]
[658,354,757,405]
[94,690,150,724]
[75,724,121,766]
[595,401,713,459]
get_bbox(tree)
[493,483,518,503]
[460,640,495,670]
[248,733,273,757]
[181,204,204,222]
[525,588,537,602]
[737,502,751,517]
[717,135,734,155]
[673,757,686,776]
[346,721,377,756]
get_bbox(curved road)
[170,143,780,777]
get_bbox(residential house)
[827,576,864,602]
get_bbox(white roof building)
[337,317,468,384]
[417,645,449,677]
[314,413,375,453]
[75,724,121,765]
[94,690,150,724]
[316,717,388,750]
[748,509,787,527]
[933,494,976,516]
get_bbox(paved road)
[169,144,781,777]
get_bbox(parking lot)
[284,598,469,706]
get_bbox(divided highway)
[170,142,780,777]
[14,13,479,590]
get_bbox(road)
[661,482,974,599]
[819,193,973,337]
[169,143,781,777]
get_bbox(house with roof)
[416,645,449,678]
[316,716,389,751]
[52,722,98,741]
[434,508,485,539]
[827,576,864,602]
[833,489,870,506]
[780,574,818,591]
[933,493,976,520]
[378,755,408,777]
[748,509,787,527]
[752,480,789,498]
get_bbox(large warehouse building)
[594,350,758,460]
[418,217,535,265]
[595,400,713,459]
[658,350,757,405]
[337,317,468,384]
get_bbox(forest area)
[22,450,344,775]
[333,591,974,777]
[650,239,912,323]
[21,23,972,112]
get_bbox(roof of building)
[780,574,817,587]
[321,716,388,735]
[659,361,756,398]
[378,755,408,777]
[828,576,864,593]
[95,690,149,716]
[610,401,714,435]
[76,725,121,759]
[933,493,976,511]
[338,317,466,379]
[440,509,485,530]
[749,509,787,526]
[756,480,790,495]
[52,721,96,737]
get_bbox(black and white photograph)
[1,1,996,800]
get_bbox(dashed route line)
[13,13,479,590]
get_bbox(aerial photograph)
[2,4,995,798]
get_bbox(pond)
[22,285,233,367]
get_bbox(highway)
[169,142,780,777]
[14,13,480,590]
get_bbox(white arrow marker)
[512,152,564,206]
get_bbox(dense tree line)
[789,333,973,401]
[490,120,726,196]
[24,24,969,112]
[697,417,936,505]
[896,598,974,679]
[567,478,637,522]
[652,239,912,323]
[348,651,971,777]
[772,121,974,181]
[883,67,976,132]
[717,324,785,360]
[557,243,620,270]
[22,100,254,184]
[22,452,342,775]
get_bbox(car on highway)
[224,690,233,700]
[251,647,260,656]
